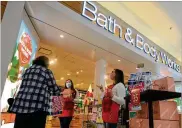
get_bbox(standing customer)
[10,56,61,128]
[97,69,126,128]
[57,79,77,128]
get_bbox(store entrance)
[37,40,128,128]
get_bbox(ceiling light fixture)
[60,35,64,38]
[61,77,64,80]
[118,60,121,62]
[80,70,83,72]
[76,72,79,74]
[67,73,70,76]
[104,75,108,80]
[49,60,54,64]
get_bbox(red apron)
[57,89,75,117]
[102,85,120,123]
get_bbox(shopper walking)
[10,56,61,128]
[97,69,126,128]
[57,79,78,128]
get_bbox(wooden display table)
[1,112,16,124]
[46,114,89,128]
[125,90,181,128]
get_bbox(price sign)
[131,88,140,106]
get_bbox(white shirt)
[101,82,126,106]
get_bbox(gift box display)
[136,101,179,121]
[130,118,179,128]
[153,77,175,92]
[127,70,180,128]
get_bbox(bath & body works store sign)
[82,1,180,73]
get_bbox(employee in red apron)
[57,79,77,128]
[97,69,126,128]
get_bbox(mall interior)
[1,1,182,128]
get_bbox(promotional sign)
[1,21,37,114]
[131,89,141,106]
[82,1,180,73]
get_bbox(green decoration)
[174,98,182,107]
[7,50,20,83]
[129,111,137,118]
[78,98,83,108]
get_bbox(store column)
[93,59,107,100]
[1,2,25,95]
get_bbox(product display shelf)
[124,90,181,128]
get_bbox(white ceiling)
[156,2,182,33]
[32,19,130,90]
[98,1,182,61]
[25,1,182,91]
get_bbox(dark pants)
[59,117,73,128]
[14,111,47,128]
[104,122,117,128]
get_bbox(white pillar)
[1,2,25,95]
[94,59,107,100]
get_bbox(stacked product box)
[127,72,180,128]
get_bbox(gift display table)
[125,90,181,128]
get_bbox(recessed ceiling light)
[61,77,64,80]
[54,58,57,61]
[80,70,83,72]
[67,73,70,76]
[49,60,54,64]
[118,60,121,62]
[104,75,108,80]
[60,35,64,38]
[76,72,79,74]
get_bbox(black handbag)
[7,87,18,113]
[7,98,15,113]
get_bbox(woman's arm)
[112,83,126,105]
[46,69,61,95]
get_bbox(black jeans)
[104,122,117,128]
[59,117,73,128]
[14,111,47,128]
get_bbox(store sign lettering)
[82,1,180,73]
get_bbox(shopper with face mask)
[57,79,77,128]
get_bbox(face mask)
[66,83,72,88]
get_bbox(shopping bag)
[48,96,63,115]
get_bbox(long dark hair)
[65,79,75,90]
[33,56,49,68]
[114,69,124,85]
